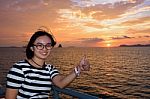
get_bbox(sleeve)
[48,65,59,79]
[6,63,24,89]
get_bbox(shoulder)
[10,59,30,71]
[45,64,54,69]
[14,59,30,66]
[45,64,59,79]
[45,64,59,71]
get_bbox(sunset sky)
[0,0,149,47]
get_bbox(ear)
[30,46,34,51]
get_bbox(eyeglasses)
[33,43,53,50]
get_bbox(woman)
[5,30,90,99]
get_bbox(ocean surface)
[0,47,150,99]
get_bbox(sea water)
[0,47,150,99]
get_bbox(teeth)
[42,53,47,55]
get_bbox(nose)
[43,45,47,50]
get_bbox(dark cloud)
[80,37,104,43]
[144,35,150,38]
[111,35,135,40]
[139,35,150,38]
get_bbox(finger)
[84,61,90,71]
[78,64,84,71]
[81,55,86,65]
[83,54,86,61]
[80,65,84,71]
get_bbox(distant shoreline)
[0,46,24,48]
[119,44,150,47]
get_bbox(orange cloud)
[84,22,104,29]
[0,0,149,47]
[126,28,150,34]
[121,16,150,26]
[81,0,145,20]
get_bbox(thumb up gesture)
[79,55,90,71]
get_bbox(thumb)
[80,55,86,65]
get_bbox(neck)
[31,58,45,68]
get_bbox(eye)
[37,44,43,47]
[35,44,44,49]
[46,43,52,47]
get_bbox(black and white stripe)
[6,60,59,99]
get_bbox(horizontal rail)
[52,86,99,99]
[0,86,99,99]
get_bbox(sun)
[106,43,111,47]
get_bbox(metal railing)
[51,86,99,99]
[0,86,99,99]
[0,86,5,98]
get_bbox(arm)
[5,62,24,99]
[52,56,90,88]
[5,88,18,99]
[52,68,77,88]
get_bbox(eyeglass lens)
[34,43,52,50]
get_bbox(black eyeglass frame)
[33,43,53,50]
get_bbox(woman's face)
[32,35,52,60]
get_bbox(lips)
[41,52,48,55]
[40,51,48,56]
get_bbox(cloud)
[1,0,73,12]
[0,0,149,47]
[80,0,145,20]
[111,35,135,40]
[126,28,150,34]
[79,37,104,43]
[121,16,150,26]
[0,0,72,31]
[138,35,150,38]
[121,0,150,17]
[59,37,105,47]
[83,22,105,29]
[144,35,150,38]
[137,29,150,34]
[4,0,45,11]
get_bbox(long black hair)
[26,30,56,59]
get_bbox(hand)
[79,55,90,71]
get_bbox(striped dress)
[6,59,59,99]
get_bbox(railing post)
[52,85,60,99]
[0,85,5,98]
